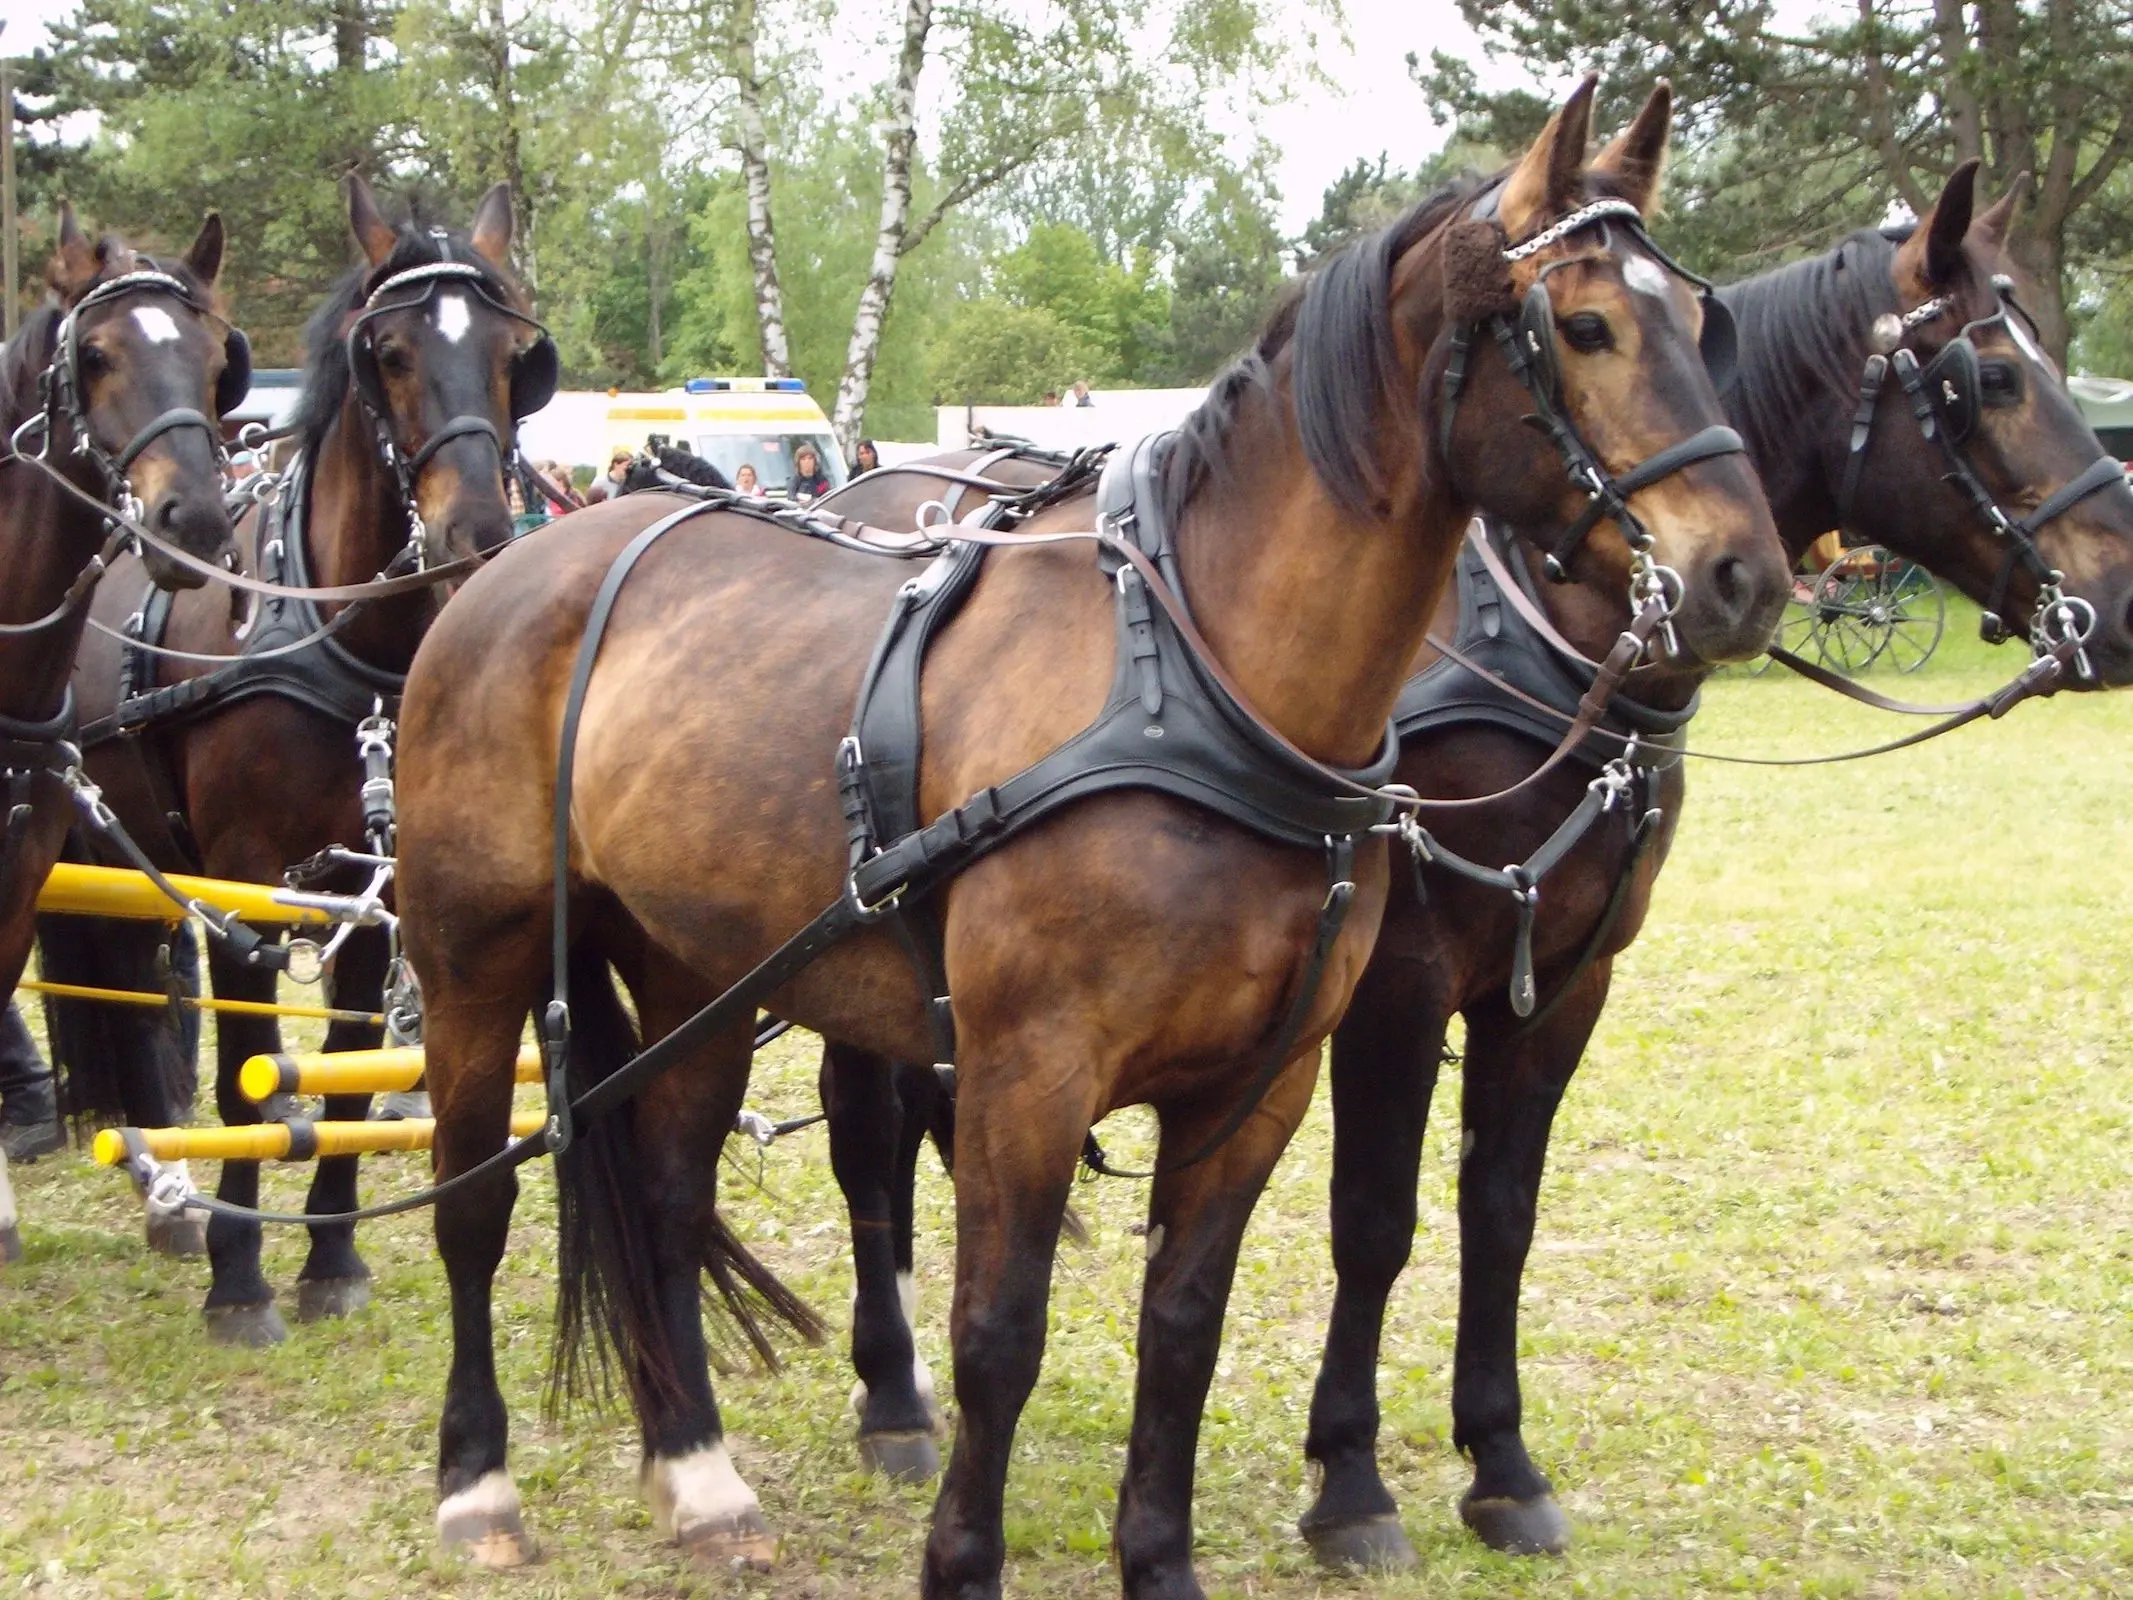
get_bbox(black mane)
[1717,225,1950,464]
[293,220,519,454]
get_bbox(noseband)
[1439,195,1748,659]
[1836,276,2120,675]
[342,252,558,569]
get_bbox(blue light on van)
[683,377,731,393]
[766,378,807,392]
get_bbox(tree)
[928,300,1106,403]
[1417,1,2133,361]
[991,223,1169,383]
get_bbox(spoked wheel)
[1872,553,1946,672]
[1812,552,1891,674]
[1748,580,1824,675]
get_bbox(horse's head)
[1837,161,2133,684]
[320,175,555,568]
[1423,80,1787,666]
[40,205,242,589]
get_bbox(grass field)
[3,604,2129,1599]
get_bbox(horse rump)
[546,940,821,1421]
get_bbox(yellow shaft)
[16,978,381,1026]
[240,1046,542,1103]
[36,862,339,925]
[93,1111,545,1166]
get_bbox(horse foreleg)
[923,1047,1094,1600]
[296,924,387,1321]
[1451,962,1610,1556]
[824,1040,940,1481]
[201,942,287,1346]
[1299,956,1449,1572]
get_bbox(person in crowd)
[735,463,760,495]
[536,461,582,512]
[1071,380,1094,407]
[853,439,881,475]
[789,442,832,502]
[585,447,634,503]
[1041,390,1062,407]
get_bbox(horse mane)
[0,233,216,432]
[293,218,527,455]
[1718,225,1936,462]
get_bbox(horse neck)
[1171,383,1470,766]
[1719,274,1859,565]
[0,333,110,719]
[303,392,433,667]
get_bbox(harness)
[1835,276,2120,672]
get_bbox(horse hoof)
[296,1276,372,1322]
[146,1211,207,1258]
[858,1428,940,1483]
[0,1223,21,1266]
[202,1301,287,1347]
[679,1515,777,1573]
[1301,1512,1417,1571]
[1460,1491,1571,1555]
[439,1473,536,1567]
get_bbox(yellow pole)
[240,1046,542,1103]
[93,1111,545,1166]
[35,862,342,925]
[14,978,381,1026]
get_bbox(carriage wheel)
[1811,552,1890,675]
[1745,572,1824,675]
[1874,555,1947,673]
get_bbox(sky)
[2,0,1511,232]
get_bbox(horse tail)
[34,911,199,1134]
[546,941,821,1421]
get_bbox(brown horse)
[0,208,242,1259]
[41,176,548,1343]
[1290,160,2133,1568]
[396,81,1786,1596]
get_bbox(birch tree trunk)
[729,0,792,378]
[831,0,932,456]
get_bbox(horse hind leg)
[200,941,288,1345]
[295,925,388,1322]
[824,1043,940,1482]
[1451,967,1611,1558]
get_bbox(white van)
[603,378,846,496]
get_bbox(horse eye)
[1560,312,1613,353]
[376,342,412,374]
[77,343,110,377]
[1979,361,2021,402]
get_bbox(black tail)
[35,911,199,1134]
[547,942,822,1420]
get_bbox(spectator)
[789,443,831,502]
[0,1002,62,1163]
[735,463,760,495]
[537,461,582,512]
[1041,390,1062,407]
[853,439,881,475]
[585,448,634,502]
[1071,380,1094,407]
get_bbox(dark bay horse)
[0,208,242,1260]
[394,81,1784,1595]
[41,176,550,1343]
[1290,160,2133,1568]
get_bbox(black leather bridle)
[1439,195,1748,658]
[1835,276,2121,676]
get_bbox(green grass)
[3,603,2129,1597]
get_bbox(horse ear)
[184,211,225,287]
[1498,74,1599,240]
[49,200,100,296]
[1969,169,2030,253]
[1895,159,1979,291]
[345,172,398,268]
[470,183,515,271]
[1590,81,1672,215]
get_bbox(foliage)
[1416,2,2133,359]
[928,299,1108,403]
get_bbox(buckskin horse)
[38,176,553,1342]
[392,80,1785,1595]
[0,208,243,1262]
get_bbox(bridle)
[340,248,558,571]
[1835,274,2119,678]
[1439,195,1747,661]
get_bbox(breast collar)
[1395,518,1695,767]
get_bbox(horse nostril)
[1710,553,1750,617]
[154,496,183,531]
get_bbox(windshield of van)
[692,433,847,499]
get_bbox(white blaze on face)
[1622,254,1671,301]
[435,292,472,345]
[133,305,182,344]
